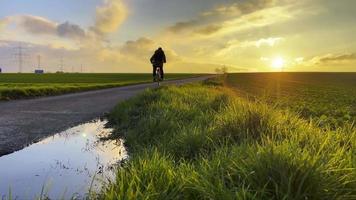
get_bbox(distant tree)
[215,66,228,74]
[221,66,228,74]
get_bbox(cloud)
[203,0,277,17]
[309,53,356,65]
[57,22,86,39]
[87,36,183,72]
[295,57,304,63]
[195,24,223,35]
[317,53,356,63]
[2,0,129,42]
[165,0,298,38]
[0,0,127,59]
[255,37,283,47]
[5,15,87,41]
[234,37,283,48]
[168,20,200,33]
[209,6,295,37]
[216,37,284,57]
[120,37,181,63]
[2,0,130,43]
[92,0,128,34]
[20,15,57,35]
[287,53,356,70]
[120,37,156,60]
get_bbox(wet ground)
[0,76,212,156]
[0,119,127,199]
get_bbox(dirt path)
[0,76,212,156]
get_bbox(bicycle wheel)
[155,68,161,86]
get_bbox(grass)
[101,77,355,200]
[225,73,356,129]
[0,73,199,100]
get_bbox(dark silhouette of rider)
[150,47,166,80]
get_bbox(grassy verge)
[0,82,130,100]
[0,73,199,100]
[102,79,355,199]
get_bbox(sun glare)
[272,57,285,70]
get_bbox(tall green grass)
[0,82,137,100]
[102,79,355,199]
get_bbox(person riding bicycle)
[150,47,166,81]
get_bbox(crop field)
[0,73,198,100]
[101,76,355,199]
[225,73,356,129]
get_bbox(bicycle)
[154,67,162,86]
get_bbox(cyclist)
[150,47,166,81]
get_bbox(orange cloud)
[168,20,200,33]
[165,1,299,39]
[255,37,283,48]
[195,25,223,35]
[202,0,277,17]
[215,37,284,57]
[92,0,128,34]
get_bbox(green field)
[225,73,356,129]
[0,73,198,100]
[100,75,355,199]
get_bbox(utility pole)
[13,43,28,73]
[18,45,23,73]
[80,64,83,73]
[37,55,41,70]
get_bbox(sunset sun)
[272,57,285,70]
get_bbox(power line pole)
[37,55,41,70]
[13,44,28,73]
[80,64,83,73]
[18,45,23,73]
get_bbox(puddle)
[0,119,127,199]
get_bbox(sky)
[0,0,355,73]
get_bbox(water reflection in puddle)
[0,119,126,199]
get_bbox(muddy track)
[0,76,212,156]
